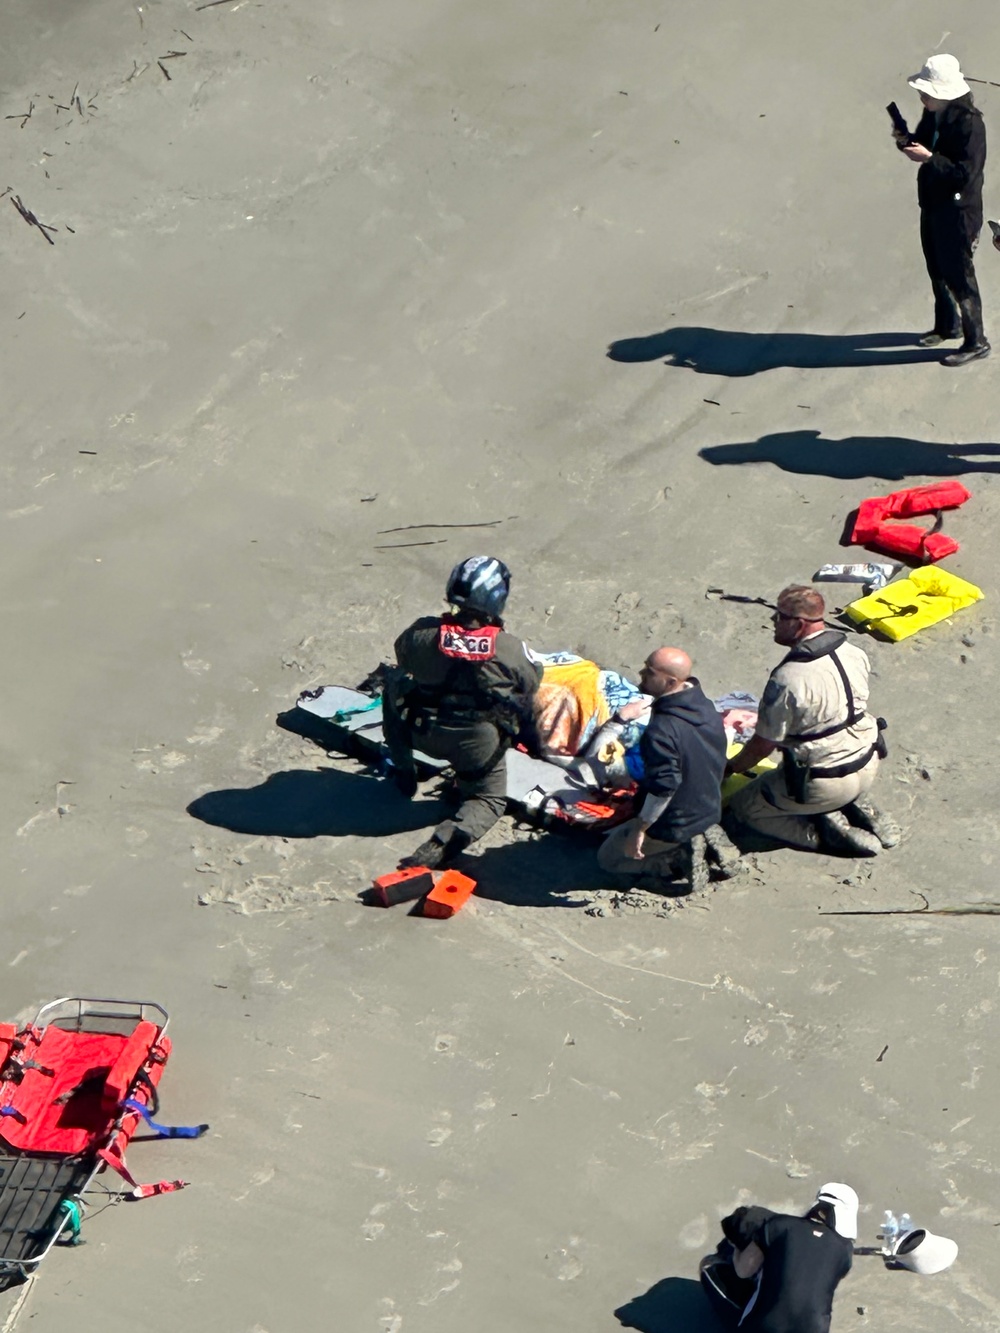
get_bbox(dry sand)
[3,1,1000,1329]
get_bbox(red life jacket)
[851,481,970,561]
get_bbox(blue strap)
[123,1099,208,1139]
[0,1106,25,1124]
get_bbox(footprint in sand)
[679,1215,710,1249]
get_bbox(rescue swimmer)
[384,556,542,870]
[725,585,899,856]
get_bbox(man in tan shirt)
[726,586,897,856]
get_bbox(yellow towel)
[721,742,779,803]
[844,565,983,642]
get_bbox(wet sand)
[2,1,1000,1329]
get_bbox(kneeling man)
[726,585,896,855]
[597,647,727,888]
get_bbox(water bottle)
[882,1210,899,1255]
[898,1212,912,1236]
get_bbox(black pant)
[920,208,985,346]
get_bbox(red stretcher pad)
[0,1022,169,1156]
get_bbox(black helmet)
[446,556,512,621]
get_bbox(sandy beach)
[3,1,1000,1328]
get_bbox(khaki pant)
[597,818,680,887]
[728,753,879,850]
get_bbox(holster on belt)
[782,750,811,805]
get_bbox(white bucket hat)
[816,1182,859,1240]
[908,54,970,101]
[890,1228,959,1275]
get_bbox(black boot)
[398,836,448,870]
[920,281,960,345]
[397,826,471,870]
[815,810,880,857]
[844,797,901,849]
[942,297,990,366]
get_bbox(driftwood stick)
[376,520,504,534]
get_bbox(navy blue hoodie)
[639,679,727,842]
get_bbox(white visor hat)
[891,1228,959,1275]
[908,54,970,101]
[816,1182,859,1240]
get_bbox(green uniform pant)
[385,706,508,846]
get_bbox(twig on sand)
[968,76,1000,89]
[373,539,449,550]
[821,892,1000,917]
[376,520,505,534]
[195,0,233,9]
[10,195,57,245]
[5,102,34,128]
[157,60,172,81]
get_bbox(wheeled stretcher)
[0,998,205,1282]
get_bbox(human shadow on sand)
[699,430,1000,482]
[607,327,943,376]
[462,834,612,909]
[187,767,611,908]
[187,768,445,839]
[615,1276,728,1333]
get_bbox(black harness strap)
[779,632,862,745]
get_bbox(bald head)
[639,647,693,698]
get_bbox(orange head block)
[373,866,435,907]
[423,870,477,919]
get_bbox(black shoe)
[398,836,448,870]
[397,827,471,871]
[942,340,991,366]
[918,329,960,347]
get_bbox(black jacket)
[913,94,986,218]
[639,680,727,842]
[393,615,541,735]
[721,1206,852,1333]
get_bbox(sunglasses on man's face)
[771,609,800,622]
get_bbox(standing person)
[896,54,988,366]
[726,586,897,856]
[596,647,727,888]
[700,1183,858,1333]
[384,556,541,870]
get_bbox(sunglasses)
[771,609,801,622]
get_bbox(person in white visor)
[700,1182,857,1332]
[895,54,989,366]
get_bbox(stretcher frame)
[0,997,169,1282]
